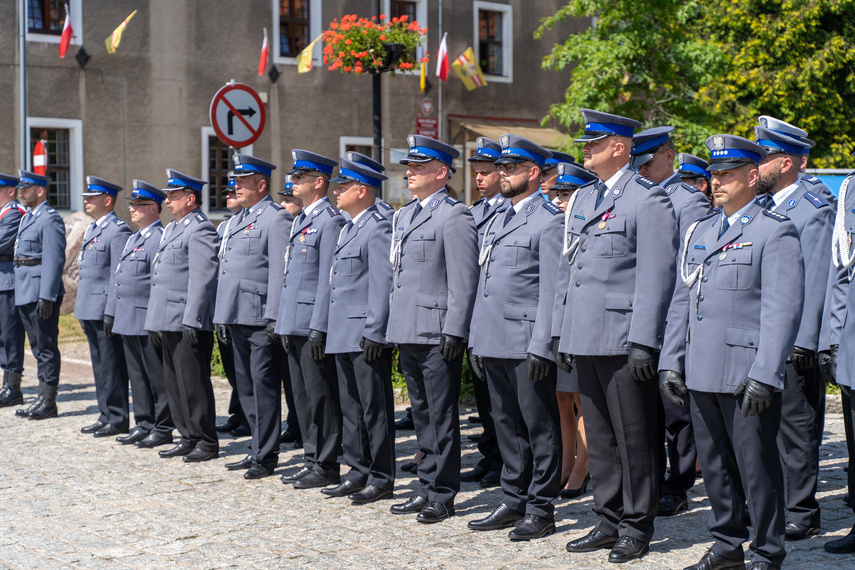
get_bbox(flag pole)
[437,0,443,141]
[18,0,28,169]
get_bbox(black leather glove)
[439,334,465,361]
[216,324,230,346]
[280,334,290,354]
[790,346,817,376]
[628,343,657,382]
[265,320,280,344]
[733,377,775,418]
[469,353,486,381]
[820,345,838,385]
[182,325,199,346]
[37,299,53,320]
[552,337,573,373]
[527,353,554,383]
[307,329,326,361]
[103,315,115,338]
[360,337,384,362]
[148,331,162,348]
[659,370,688,407]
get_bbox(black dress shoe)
[844,494,850,507]
[136,432,173,448]
[81,421,105,434]
[244,463,275,479]
[292,440,304,449]
[349,485,393,504]
[684,548,746,570]
[658,493,688,516]
[608,536,649,563]
[390,495,429,515]
[225,455,253,470]
[293,471,340,489]
[229,424,251,437]
[400,461,418,473]
[460,463,489,482]
[116,426,149,444]
[159,442,196,458]
[416,501,454,523]
[394,415,414,430]
[94,424,129,438]
[566,529,619,553]
[508,514,556,541]
[467,433,482,442]
[560,472,591,499]
[468,504,524,531]
[747,564,779,570]
[280,466,312,484]
[479,469,502,488]
[15,400,42,417]
[215,417,241,433]
[468,415,482,423]
[279,428,301,443]
[825,525,855,553]
[784,521,820,541]
[183,447,219,462]
[321,480,364,497]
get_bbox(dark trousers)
[280,348,299,434]
[161,331,218,453]
[217,334,245,426]
[659,388,697,496]
[576,355,659,541]
[122,334,173,436]
[484,357,561,518]
[81,319,129,427]
[398,343,462,506]
[777,362,824,528]
[842,386,855,515]
[231,325,282,467]
[286,335,341,475]
[469,350,502,472]
[691,390,785,566]
[18,298,62,387]
[335,349,396,491]
[0,290,24,373]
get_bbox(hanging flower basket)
[322,14,429,75]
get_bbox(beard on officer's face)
[500,173,529,200]
[756,160,782,196]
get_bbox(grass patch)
[58,314,86,343]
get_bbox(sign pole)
[19,0,28,169]
[437,0,443,141]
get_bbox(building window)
[29,127,70,209]
[384,0,426,68]
[390,0,417,21]
[207,136,234,212]
[278,0,310,58]
[473,1,512,82]
[28,0,64,35]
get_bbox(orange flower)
[379,14,386,19]
[400,15,408,22]
[345,38,352,45]
[379,35,386,41]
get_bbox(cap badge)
[477,138,484,148]
[408,135,415,147]
[346,152,353,160]
[558,164,566,175]
[501,134,509,147]
[740,215,750,225]
[678,154,684,166]
[291,151,298,160]
[713,136,724,151]
[760,117,768,127]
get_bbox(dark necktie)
[297,211,306,225]
[595,181,608,208]
[483,200,491,217]
[341,220,353,243]
[503,206,516,227]
[411,201,423,223]
[719,217,730,239]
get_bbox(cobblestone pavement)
[0,342,854,568]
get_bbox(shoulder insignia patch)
[635,175,657,189]
[444,196,461,205]
[803,190,827,208]
[195,213,205,223]
[270,202,283,210]
[46,208,56,214]
[802,175,820,184]
[372,212,385,222]
[114,218,126,226]
[542,201,562,215]
[326,206,341,217]
[763,210,789,222]
[681,182,701,194]
[430,199,441,209]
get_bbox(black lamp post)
[372,42,405,170]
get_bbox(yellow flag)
[105,10,138,54]
[420,61,426,92]
[297,35,322,73]
[451,47,488,91]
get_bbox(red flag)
[436,33,449,81]
[258,28,269,76]
[59,3,72,58]
[33,140,48,176]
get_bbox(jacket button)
[332,286,336,290]
[575,282,580,287]
[490,257,495,262]
[522,312,527,318]
[514,240,518,244]
[705,260,711,266]
[484,292,489,297]
[331,299,334,303]
[581,246,586,252]
[577,263,582,269]
[420,234,423,238]
[697,315,703,320]
[584,229,589,235]
[397,284,401,288]
[433,302,438,307]
[628,301,632,307]
[749,340,754,346]
[699,296,704,302]
[362,311,365,315]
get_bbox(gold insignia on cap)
[713,136,724,151]
[408,135,415,147]
[501,134,509,147]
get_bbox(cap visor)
[330,175,352,184]
[630,153,655,168]
[228,171,253,179]
[398,156,434,166]
[467,156,497,163]
[707,160,753,172]
[550,183,578,191]
[82,191,106,196]
[493,157,527,165]
[574,133,610,143]
[15,182,36,189]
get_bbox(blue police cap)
[676,153,711,179]
[163,169,206,192]
[83,175,122,197]
[630,126,674,168]
[754,125,811,157]
[495,134,553,167]
[705,135,768,171]
[467,137,501,163]
[0,173,20,187]
[129,179,166,203]
[16,170,52,189]
[344,151,385,172]
[278,174,295,196]
[543,151,577,171]
[757,115,815,152]
[551,162,597,191]
[331,156,388,188]
[575,109,642,143]
[230,154,277,178]
[227,178,236,188]
[399,134,461,172]
[288,150,337,176]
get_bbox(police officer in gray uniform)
[387,135,479,523]
[0,173,26,407]
[217,154,291,480]
[145,170,219,462]
[275,150,345,489]
[660,135,803,570]
[676,153,712,201]
[13,170,66,420]
[467,135,564,541]
[755,125,834,541]
[341,151,396,217]
[322,156,396,504]
[112,180,174,448]
[76,176,132,437]
[559,110,678,563]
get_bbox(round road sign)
[209,82,266,148]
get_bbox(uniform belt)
[13,258,41,267]
[0,255,12,262]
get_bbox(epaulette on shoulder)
[802,175,821,184]
[46,207,56,214]
[378,201,394,211]
[470,198,485,209]
[681,182,701,194]
[195,213,206,223]
[114,218,126,226]
[803,190,827,208]
[698,211,718,222]
[326,206,341,217]
[270,202,283,210]
[635,175,657,189]
[372,211,385,222]
[542,200,562,215]
[763,210,789,222]
[445,195,462,205]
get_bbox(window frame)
[272,0,322,67]
[200,126,253,216]
[25,117,83,212]
[383,0,427,71]
[472,1,513,83]
[27,0,83,48]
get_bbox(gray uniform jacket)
[74,211,132,321]
[275,197,344,336]
[471,195,509,243]
[663,173,712,242]
[144,208,218,332]
[659,202,804,391]
[111,222,163,336]
[14,201,66,306]
[801,173,836,208]
[375,198,395,219]
[214,196,291,326]
[386,189,479,345]
[470,196,564,360]
[0,200,25,292]
[326,206,393,354]
[556,171,678,355]
[827,172,855,387]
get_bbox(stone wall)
[60,211,95,315]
